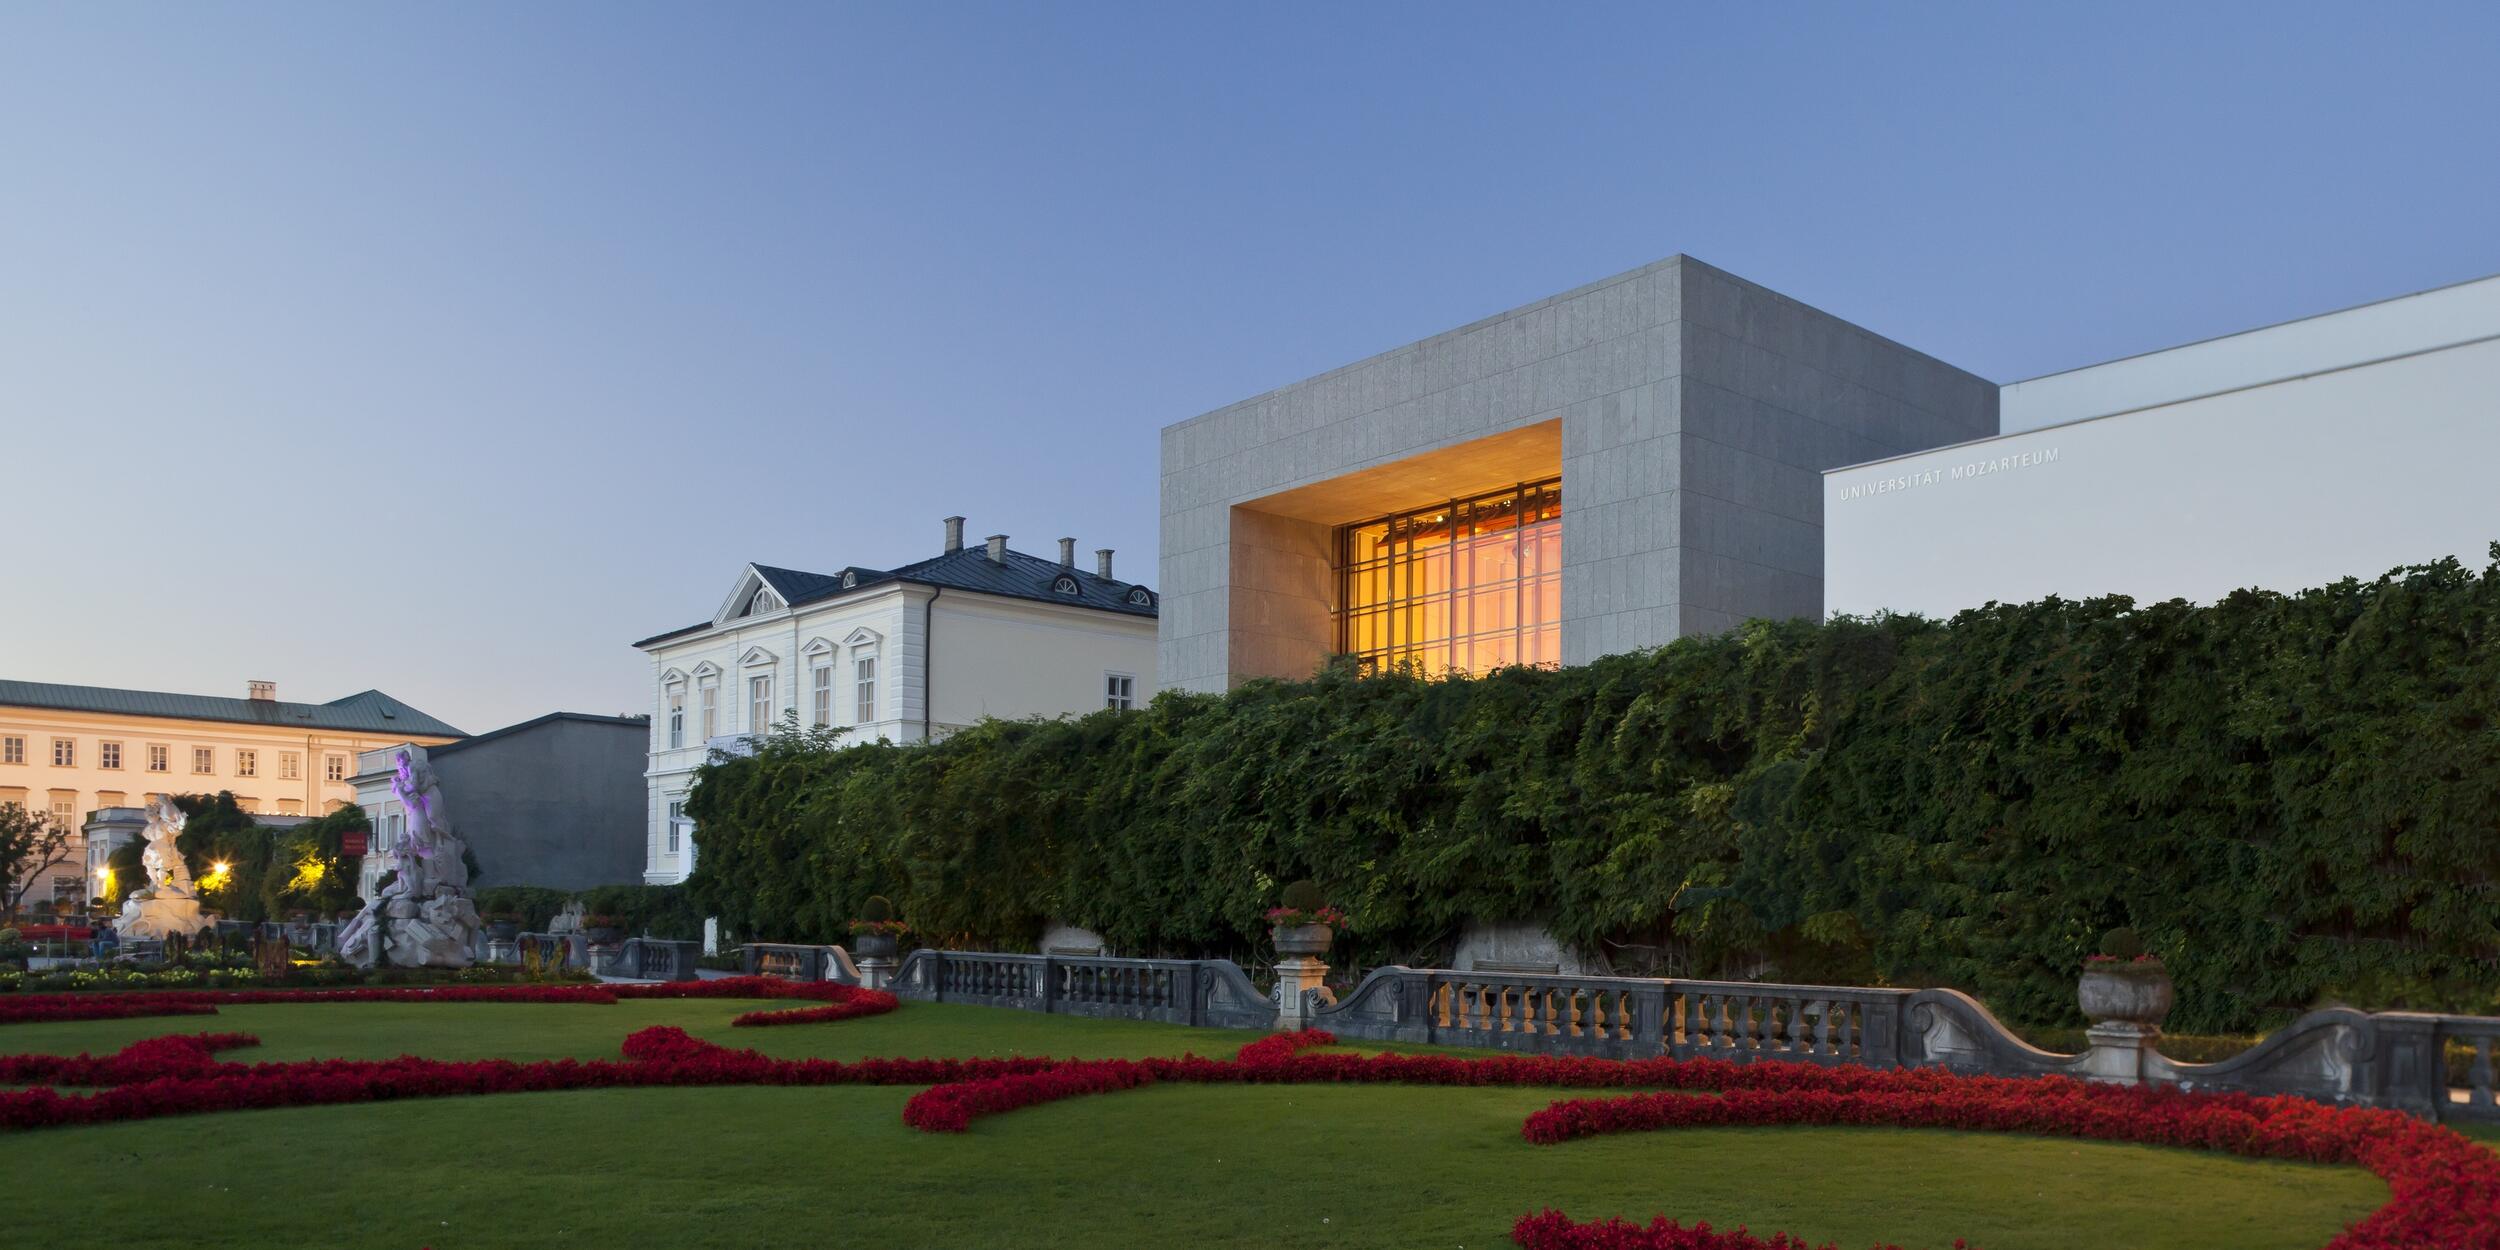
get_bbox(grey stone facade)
[420,713,650,891]
[1158,256,1999,691]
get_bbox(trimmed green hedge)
[684,552,2500,1034]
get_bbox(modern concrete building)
[1157,256,2000,691]
[1823,272,2500,619]
[351,712,649,895]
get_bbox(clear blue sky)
[5,3,2495,732]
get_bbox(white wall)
[2001,273,2500,433]
[1824,334,2500,620]
[929,594,1157,729]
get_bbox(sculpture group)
[116,794,209,940]
[336,749,481,968]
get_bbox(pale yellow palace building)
[0,679,464,909]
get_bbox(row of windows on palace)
[0,736,349,782]
[660,662,1140,748]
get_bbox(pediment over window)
[659,667,690,688]
[843,627,883,650]
[740,646,779,668]
[690,661,722,681]
[801,637,837,659]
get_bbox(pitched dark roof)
[632,546,1157,650]
[0,681,467,738]
[879,548,1156,617]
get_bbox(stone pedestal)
[2081,1021,2158,1084]
[486,937,520,964]
[587,942,626,976]
[1273,956,1334,1030]
[856,957,895,990]
[118,891,210,941]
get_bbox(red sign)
[341,833,369,856]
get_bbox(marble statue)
[337,749,481,968]
[118,795,209,940]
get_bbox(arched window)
[1052,574,1080,595]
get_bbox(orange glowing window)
[1336,478,1561,676]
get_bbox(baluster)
[1814,1000,1834,1057]
[2474,1036,2496,1110]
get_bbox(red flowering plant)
[2081,926,2166,976]
[1264,878,1350,930]
[846,894,908,939]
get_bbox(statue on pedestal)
[119,795,210,940]
[338,749,480,968]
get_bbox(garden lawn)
[6,998,2387,1250]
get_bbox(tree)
[0,805,79,921]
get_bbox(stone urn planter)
[853,932,899,961]
[581,918,624,945]
[1271,923,1334,958]
[2078,962,2174,1032]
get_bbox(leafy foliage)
[686,552,2500,1033]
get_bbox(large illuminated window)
[1337,478,1562,675]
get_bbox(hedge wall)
[683,552,2500,1033]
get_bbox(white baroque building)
[631,517,1159,885]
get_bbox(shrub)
[684,551,2500,1034]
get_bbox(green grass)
[3,999,2388,1250]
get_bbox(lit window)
[811,664,834,727]
[1336,477,1562,676]
[699,681,719,740]
[748,674,774,735]
[1,736,21,765]
[51,738,74,767]
[854,655,877,724]
[236,749,258,778]
[1106,673,1135,711]
[666,689,686,749]
[193,747,215,774]
[148,744,170,773]
[325,754,345,782]
[279,752,301,780]
[100,741,122,770]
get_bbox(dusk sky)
[5,4,2496,733]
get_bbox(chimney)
[1095,548,1114,580]
[247,680,276,702]
[942,516,966,553]
[985,534,1008,564]
[1058,537,1076,568]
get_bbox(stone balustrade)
[887,949,1276,1029]
[2438,1017,2500,1123]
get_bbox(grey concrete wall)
[429,716,648,892]
[1158,256,1999,691]
[1671,263,2000,637]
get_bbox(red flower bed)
[6,1009,2498,1250]
[0,975,889,1027]
[1514,1065,2500,1250]
[1514,1209,1956,1250]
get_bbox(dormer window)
[1125,588,1154,607]
[841,571,858,589]
[1052,575,1080,595]
[750,589,779,616]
